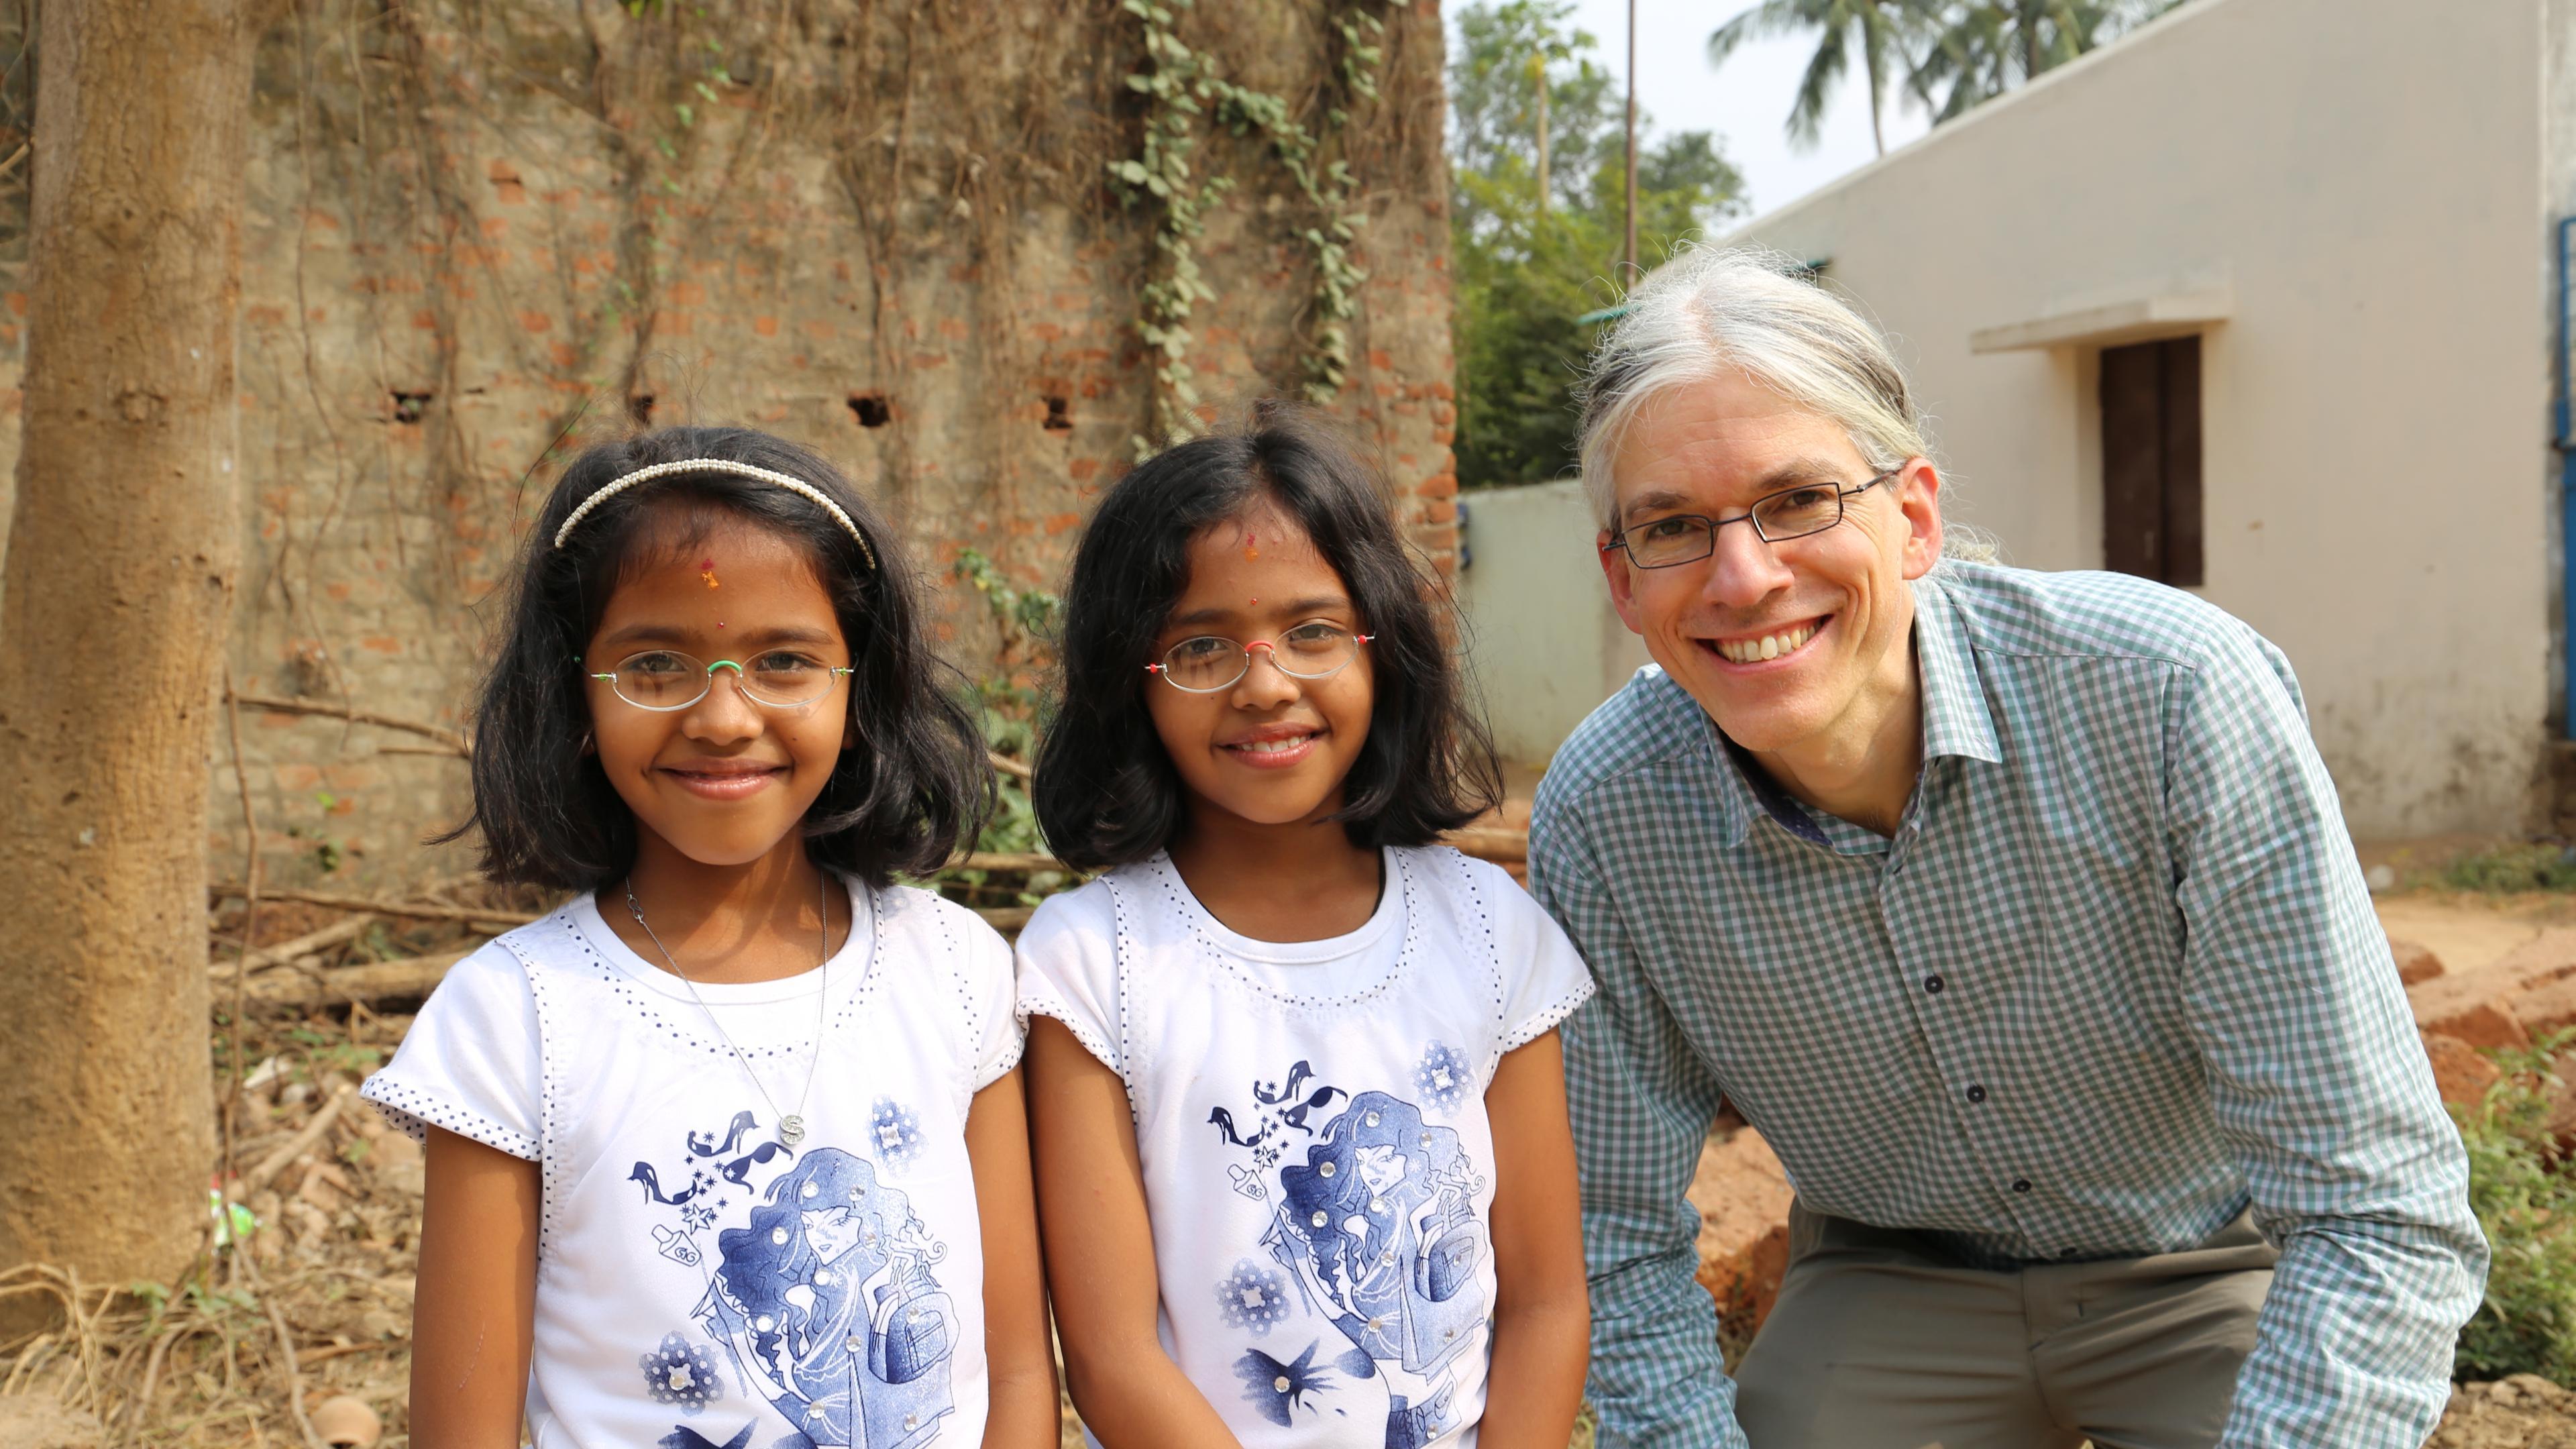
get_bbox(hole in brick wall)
[849,393,892,429]
[389,390,433,425]
[629,394,655,425]
[1042,396,1072,432]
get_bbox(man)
[1529,248,2485,1449]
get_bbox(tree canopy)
[1449,1,1748,490]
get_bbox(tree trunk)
[0,0,252,1324]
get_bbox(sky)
[1554,0,1935,219]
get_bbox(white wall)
[1715,0,2553,837]
[1458,480,1652,765]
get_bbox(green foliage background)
[1446,2,1748,491]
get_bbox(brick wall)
[0,0,1458,890]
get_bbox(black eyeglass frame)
[1600,468,1902,570]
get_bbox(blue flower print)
[1233,1340,1336,1428]
[1217,1258,1292,1336]
[869,1097,924,1171]
[1413,1042,1470,1115]
[641,1332,723,1415]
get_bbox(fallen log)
[244,949,476,1008]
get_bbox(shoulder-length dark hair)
[441,424,988,890]
[1033,407,1500,870]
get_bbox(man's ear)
[1895,457,1945,581]
[1597,529,1646,636]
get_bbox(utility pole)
[1623,0,1638,275]
[1532,50,1550,221]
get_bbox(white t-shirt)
[1015,845,1593,1449]
[362,875,1021,1449]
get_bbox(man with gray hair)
[1528,247,2485,1448]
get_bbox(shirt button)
[1923,974,1944,995]
[1966,1084,1986,1104]
[2012,1178,2032,1193]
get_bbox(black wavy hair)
[1033,407,1500,870]
[439,425,989,890]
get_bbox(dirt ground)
[0,869,2567,1444]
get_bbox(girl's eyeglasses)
[584,649,853,712]
[1145,623,1373,694]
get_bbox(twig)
[221,670,261,1279]
[208,914,379,981]
[227,690,470,757]
[236,1237,329,1449]
[955,851,1065,875]
[241,1085,356,1195]
[1445,826,1527,864]
[209,885,540,926]
[243,949,474,1010]
[988,750,1033,781]
[289,1340,400,1367]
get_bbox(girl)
[361,427,1056,1449]
[1018,411,1594,1448]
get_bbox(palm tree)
[1707,0,1928,157]
[1909,0,2181,123]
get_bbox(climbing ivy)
[1109,0,1392,455]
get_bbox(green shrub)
[2443,842,2576,894]
[2455,1032,2576,1383]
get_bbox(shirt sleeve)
[1478,858,1597,1053]
[359,940,543,1161]
[2165,623,2489,1448]
[1528,803,1749,1449]
[1012,884,1127,1080]
[955,906,1025,1091]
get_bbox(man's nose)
[1700,520,1795,609]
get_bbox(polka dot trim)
[1499,984,1595,1055]
[1159,849,1424,1015]
[1020,999,1121,1084]
[358,1076,539,1161]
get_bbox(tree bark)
[0,0,252,1324]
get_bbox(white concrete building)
[1460,0,2576,839]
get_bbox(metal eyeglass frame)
[1143,629,1375,694]
[582,650,855,712]
[1600,469,1900,569]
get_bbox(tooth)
[1758,635,1778,661]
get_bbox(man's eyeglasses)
[1601,470,1900,570]
[1145,623,1373,694]
[583,649,853,711]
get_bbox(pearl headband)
[551,458,877,571]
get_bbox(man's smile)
[1698,614,1831,667]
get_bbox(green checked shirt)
[1530,561,2486,1449]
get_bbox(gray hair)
[1577,244,1933,533]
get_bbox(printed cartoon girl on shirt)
[698,1148,956,1449]
[1265,1090,1489,1449]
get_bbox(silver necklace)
[624,869,832,1148]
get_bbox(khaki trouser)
[1732,1203,2279,1449]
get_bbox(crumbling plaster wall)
[0,0,1460,890]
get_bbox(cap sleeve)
[960,908,1026,1090]
[359,940,543,1160]
[1484,861,1598,1054]
[1013,883,1126,1079]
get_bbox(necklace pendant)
[778,1114,806,1148]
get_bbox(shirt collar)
[1911,572,2004,766]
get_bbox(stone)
[0,1397,103,1448]
[2392,938,2446,985]
[2425,1032,2504,1106]
[2511,973,2576,1040]
[2412,971,2532,1051]
[1688,1126,1794,1335]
